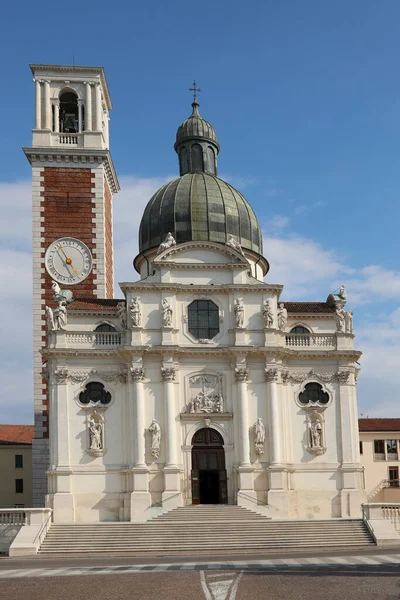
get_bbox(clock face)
[45,237,92,285]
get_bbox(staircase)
[39,505,375,555]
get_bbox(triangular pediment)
[154,240,249,267]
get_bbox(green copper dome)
[138,97,263,256]
[139,173,263,254]
[175,100,219,148]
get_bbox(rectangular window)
[374,439,385,454]
[389,467,399,486]
[359,441,363,455]
[15,479,23,494]
[387,440,398,458]
[15,454,23,468]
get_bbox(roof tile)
[0,425,34,444]
[359,418,400,432]
[285,302,335,314]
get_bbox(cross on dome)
[189,80,201,102]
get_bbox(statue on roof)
[226,234,245,256]
[157,233,176,254]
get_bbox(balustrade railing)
[285,333,336,349]
[0,510,26,525]
[58,133,78,145]
[65,331,122,348]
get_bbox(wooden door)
[191,469,200,504]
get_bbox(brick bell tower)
[23,64,119,506]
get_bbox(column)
[235,366,250,466]
[131,366,146,467]
[43,80,51,130]
[85,82,92,131]
[161,366,177,466]
[77,100,83,133]
[129,364,151,521]
[265,368,282,465]
[338,368,363,516]
[53,100,59,133]
[50,366,74,522]
[161,364,182,509]
[35,80,41,129]
[95,83,102,131]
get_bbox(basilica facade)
[26,65,365,522]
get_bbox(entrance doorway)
[191,428,228,504]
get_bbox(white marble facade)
[44,240,365,523]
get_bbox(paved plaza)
[1,551,400,600]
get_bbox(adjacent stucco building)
[0,426,34,508]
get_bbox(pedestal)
[234,327,246,346]
[162,466,182,511]
[53,492,75,522]
[128,327,143,346]
[161,326,175,345]
[130,467,151,522]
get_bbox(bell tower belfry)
[23,64,119,506]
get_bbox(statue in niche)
[345,309,353,334]
[53,300,67,331]
[187,373,224,413]
[262,299,274,328]
[129,297,141,328]
[277,303,288,331]
[309,420,322,449]
[335,305,346,333]
[253,418,266,456]
[162,299,173,327]
[116,302,127,329]
[157,232,176,254]
[234,298,244,328]
[226,234,245,256]
[148,419,161,459]
[88,412,104,453]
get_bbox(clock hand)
[57,247,78,276]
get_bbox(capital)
[265,368,278,382]
[235,367,249,382]
[52,366,68,383]
[161,367,176,382]
[130,367,145,382]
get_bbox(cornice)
[22,147,120,193]
[42,344,361,362]
[29,64,112,108]
[119,282,283,293]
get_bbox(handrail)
[237,491,269,508]
[150,492,181,509]
[368,479,400,500]
[32,511,53,547]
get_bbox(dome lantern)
[174,82,220,176]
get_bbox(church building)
[25,64,365,523]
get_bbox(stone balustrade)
[285,333,336,349]
[64,331,123,348]
[58,133,79,145]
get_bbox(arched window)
[191,144,204,172]
[299,382,329,407]
[79,382,111,406]
[59,91,78,133]
[95,323,116,332]
[206,146,216,175]
[290,326,310,334]
[188,300,219,340]
[179,147,189,175]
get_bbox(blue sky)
[1,0,400,422]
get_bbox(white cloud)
[263,234,344,298]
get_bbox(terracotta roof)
[0,425,34,445]
[359,418,400,432]
[69,298,124,311]
[285,302,335,314]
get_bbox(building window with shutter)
[15,454,23,468]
